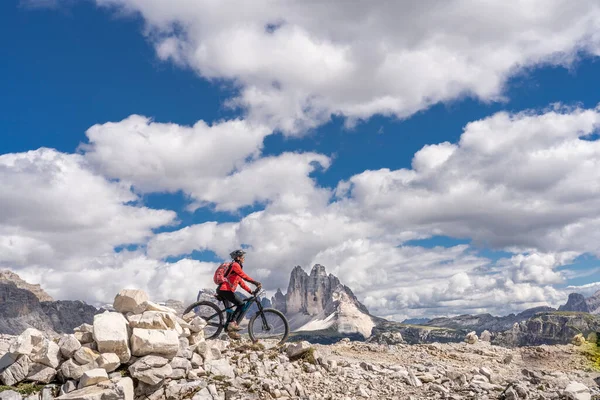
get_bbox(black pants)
[217,289,246,324]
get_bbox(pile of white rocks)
[0,289,215,400]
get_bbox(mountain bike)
[183,288,290,345]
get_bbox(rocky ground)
[1,333,599,399]
[1,288,600,400]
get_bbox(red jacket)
[218,262,254,293]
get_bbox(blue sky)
[2,0,600,320]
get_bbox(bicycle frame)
[215,290,269,328]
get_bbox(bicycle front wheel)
[183,301,224,340]
[248,308,289,345]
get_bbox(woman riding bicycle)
[217,249,262,339]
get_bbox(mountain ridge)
[0,271,103,336]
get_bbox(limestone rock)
[60,359,95,381]
[189,317,207,333]
[465,331,478,344]
[480,330,492,342]
[92,312,130,363]
[74,332,94,345]
[96,353,120,373]
[130,328,179,359]
[30,339,61,369]
[78,369,109,389]
[57,376,133,400]
[127,311,178,330]
[0,390,22,400]
[164,381,204,399]
[286,341,312,358]
[204,358,235,379]
[26,363,56,383]
[113,289,149,314]
[572,333,586,346]
[128,355,172,386]
[8,328,45,356]
[73,347,100,366]
[563,381,591,400]
[133,301,177,315]
[58,335,81,359]
[0,352,19,372]
[0,355,30,386]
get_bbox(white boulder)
[93,312,131,363]
[73,347,100,366]
[127,311,178,330]
[0,355,30,386]
[130,328,179,359]
[465,331,478,344]
[58,334,81,359]
[8,328,45,356]
[26,363,56,383]
[128,355,172,386]
[133,301,177,315]
[564,381,591,400]
[113,289,149,314]
[78,368,109,389]
[480,330,492,342]
[96,353,120,373]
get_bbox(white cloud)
[0,148,185,304]
[337,105,600,254]
[35,251,216,305]
[94,0,600,133]
[81,115,270,196]
[0,148,176,269]
[81,115,329,212]
[186,152,331,212]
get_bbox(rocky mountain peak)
[276,264,375,339]
[0,270,53,302]
[285,264,343,316]
[310,264,328,278]
[272,288,287,314]
[585,290,600,314]
[558,293,590,313]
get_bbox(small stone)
[77,368,109,389]
[480,330,492,342]
[465,331,478,344]
[73,347,100,365]
[26,363,56,384]
[97,353,121,373]
[59,381,77,396]
[58,335,81,359]
[74,332,94,344]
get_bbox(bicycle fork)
[256,302,272,331]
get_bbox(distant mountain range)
[2,267,600,348]
[267,265,600,346]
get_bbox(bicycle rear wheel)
[183,301,224,340]
[248,308,289,345]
